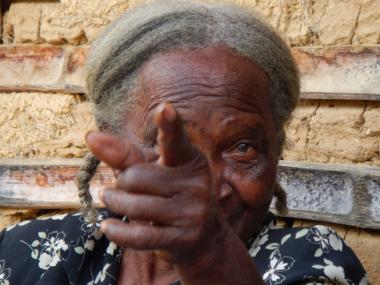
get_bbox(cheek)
[227,159,277,209]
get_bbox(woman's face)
[120,46,278,239]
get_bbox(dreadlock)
[76,153,100,223]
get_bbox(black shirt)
[0,211,367,284]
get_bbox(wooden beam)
[0,159,379,229]
[0,1,2,45]
[0,45,379,100]
[0,45,87,93]
[292,46,380,100]
[0,159,110,209]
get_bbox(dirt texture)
[0,92,95,158]
[0,0,379,283]
[3,0,380,46]
[283,100,380,166]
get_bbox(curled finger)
[101,218,181,250]
[100,189,179,225]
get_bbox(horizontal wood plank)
[0,159,379,229]
[292,45,380,99]
[0,45,87,94]
[0,45,379,100]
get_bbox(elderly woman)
[0,1,367,284]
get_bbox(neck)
[118,249,177,285]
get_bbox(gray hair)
[78,0,299,222]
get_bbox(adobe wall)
[1,0,379,282]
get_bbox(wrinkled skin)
[86,46,278,285]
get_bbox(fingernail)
[164,104,176,122]
[158,103,176,123]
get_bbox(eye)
[236,143,252,153]
[228,141,258,163]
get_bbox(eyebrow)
[218,116,266,141]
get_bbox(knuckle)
[126,199,145,218]
[116,164,147,190]
[134,226,157,249]
[103,190,119,207]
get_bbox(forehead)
[138,46,270,111]
[126,46,273,139]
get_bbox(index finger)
[154,103,196,167]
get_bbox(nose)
[204,152,235,200]
[209,161,234,200]
[218,182,234,200]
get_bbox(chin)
[230,208,269,242]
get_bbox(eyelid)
[233,142,256,152]
[222,139,259,165]
[228,139,258,152]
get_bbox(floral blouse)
[0,210,368,285]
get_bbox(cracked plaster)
[2,0,380,46]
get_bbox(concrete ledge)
[0,45,379,100]
[275,160,380,229]
[0,159,379,229]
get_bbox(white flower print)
[328,232,343,251]
[51,213,68,220]
[0,260,10,285]
[18,220,31,227]
[80,211,108,240]
[106,242,117,255]
[5,220,31,231]
[94,263,111,284]
[4,225,16,232]
[358,274,369,285]
[312,258,353,285]
[249,227,269,257]
[306,226,343,257]
[263,249,295,285]
[20,231,69,270]
[86,262,117,285]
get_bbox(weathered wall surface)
[283,100,380,166]
[1,0,379,283]
[0,95,379,166]
[3,0,380,46]
[0,93,95,158]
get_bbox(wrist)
[175,218,264,285]
[175,221,238,279]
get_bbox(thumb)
[86,131,145,171]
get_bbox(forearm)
[175,226,265,285]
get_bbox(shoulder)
[249,224,368,285]
[0,210,121,285]
[0,210,108,248]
